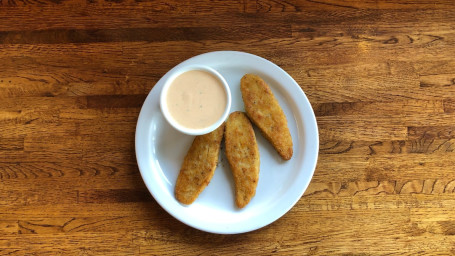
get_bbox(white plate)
[135,51,319,234]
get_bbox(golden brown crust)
[240,74,293,160]
[175,124,225,205]
[224,112,260,208]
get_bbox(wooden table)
[2,0,455,254]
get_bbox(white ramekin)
[160,65,231,136]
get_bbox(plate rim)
[135,51,319,234]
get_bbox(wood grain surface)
[1,0,455,255]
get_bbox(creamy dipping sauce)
[166,70,227,129]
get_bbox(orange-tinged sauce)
[166,70,227,129]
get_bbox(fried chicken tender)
[225,112,260,208]
[175,124,225,205]
[240,74,293,160]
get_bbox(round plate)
[135,51,319,234]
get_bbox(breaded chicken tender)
[225,112,260,208]
[175,124,225,205]
[240,74,293,160]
